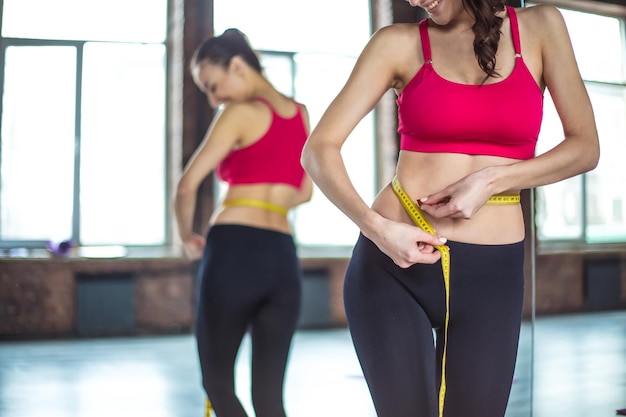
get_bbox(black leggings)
[344,234,525,417]
[195,225,302,417]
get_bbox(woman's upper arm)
[307,26,409,147]
[536,5,598,142]
[177,106,241,193]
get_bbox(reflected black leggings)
[195,225,302,417]
[344,234,525,417]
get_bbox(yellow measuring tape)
[484,194,521,205]
[391,176,518,417]
[222,198,289,216]
[205,398,213,417]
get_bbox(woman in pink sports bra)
[302,0,599,416]
[174,28,312,417]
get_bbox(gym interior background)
[0,0,625,415]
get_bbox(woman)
[301,1,599,416]
[174,28,312,417]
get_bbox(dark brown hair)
[191,28,262,74]
[464,0,506,79]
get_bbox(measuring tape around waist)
[390,176,519,417]
[222,198,289,216]
[484,194,520,205]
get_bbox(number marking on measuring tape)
[485,194,520,205]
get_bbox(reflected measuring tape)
[391,176,519,417]
[222,198,289,216]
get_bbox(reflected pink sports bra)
[216,97,308,189]
[397,6,543,160]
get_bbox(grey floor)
[0,310,624,417]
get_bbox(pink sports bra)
[216,97,308,189]
[397,6,543,160]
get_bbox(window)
[214,0,375,250]
[534,5,626,244]
[0,0,168,247]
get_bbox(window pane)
[2,0,167,43]
[535,91,583,240]
[536,177,584,240]
[214,0,370,56]
[535,7,626,243]
[585,83,626,242]
[291,53,375,247]
[80,43,166,245]
[260,54,294,97]
[1,46,76,241]
[560,9,624,83]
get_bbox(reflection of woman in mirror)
[302,0,599,415]
[174,28,312,417]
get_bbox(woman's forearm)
[301,141,383,239]
[174,189,198,242]
[489,131,599,195]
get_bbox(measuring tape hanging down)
[390,176,519,417]
[391,176,451,417]
[205,398,213,417]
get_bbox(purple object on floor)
[616,409,626,416]
[46,240,73,257]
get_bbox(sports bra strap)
[418,19,432,63]
[506,5,522,55]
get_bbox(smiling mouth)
[424,0,440,11]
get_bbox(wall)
[534,251,626,314]
[0,254,195,338]
[0,254,350,339]
[4,246,626,340]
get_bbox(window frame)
[531,0,626,254]
[0,16,171,250]
[0,38,84,248]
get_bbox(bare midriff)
[372,151,525,245]
[211,183,298,235]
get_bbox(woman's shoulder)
[377,22,421,34]
[221,100,269,117]
[371,22,421,46]
[213,101,270,133]
[359,22,423,69]
[517,4,565,20]
[515,4,569,38]
[219,101,260,120]
[514,3,572,60]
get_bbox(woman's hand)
[367,217,446,268]
[182,233,206,260]
[418,169,496,220]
